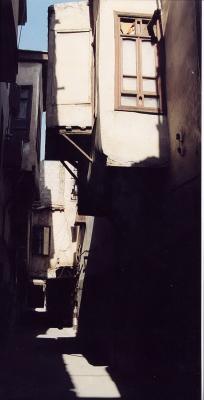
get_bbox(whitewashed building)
[29,160,85,323]
[45,0,201,392]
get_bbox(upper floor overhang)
[45,126,92,166]
[46,1,94,131]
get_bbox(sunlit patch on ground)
[62,353,121,398]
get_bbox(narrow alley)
[0,0,201,399]
[0,311,143,400]
[0,306,198,400]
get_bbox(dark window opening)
[32,225,51,256]
[10,85,33,141]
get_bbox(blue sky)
[19,0,79,51]
[19,0,79,159]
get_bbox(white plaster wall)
[47,1,94,128]
[51,1,90,31]
[17,62,43,181]
[41,161,65,206]
[97,0,169,167]
[30,161,79,278]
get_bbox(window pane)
[32,226,42,255]
[123,77,137,91]
[122,39,136,76]
[141,41,156,77]
[141,20,149,36]
[20,88,30,99]
[121,95,136,107]
[18,100,27,119]
[143,96,159,109]
[120,20,135,35]
[43,227,50,256]
[143,79,157,93]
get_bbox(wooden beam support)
[60,133,93,163]
[60,160,79,183]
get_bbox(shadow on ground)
[0,309,200,400]
[0,311,135,400]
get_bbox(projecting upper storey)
[46,1,94,131]
[90,0,169,167]
[46,0,169,167]
[4,50,47,198]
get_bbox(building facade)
[0,44,47,336]
[0,0,27,338]
[29,160,85,324]
[46,0,201,396]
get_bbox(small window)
[71,182,78,201]
[10,85,33,141]
[18,87,32,120]
[115,12,164,113]
[32,225,51,256]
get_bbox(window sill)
[115,106,164,115]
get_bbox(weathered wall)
[47,1,94,129]
[78,167,166,367]
[95,0,169,167]
[0,82,10,200]
[160,1,201,391]
[0,82,16,338]
[77,212,117,357]
[17,62,43,185]
[162,0,200,187]
[0,1,29,338]
[78,1,200,395]
[30,161,79,278]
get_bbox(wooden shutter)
[32,226,50,256]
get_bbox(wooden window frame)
[10,85,33,141]
[32,225,51,256]
[114,11,164,114]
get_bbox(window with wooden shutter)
[10,85,33,141]
[32,225,51,256]
[115,12,164,113]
